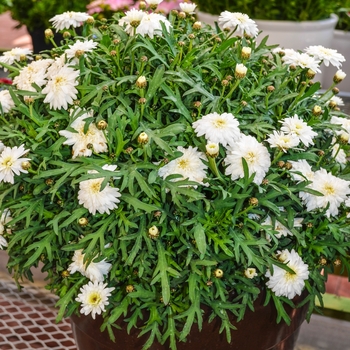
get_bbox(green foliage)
[0,5,350,350]
[195,0,343,21]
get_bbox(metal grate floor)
[0,272,76,350]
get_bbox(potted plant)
[195,0,341,51]
[323,4,350,92]
[0,2,349,349]
[0,0,90,52]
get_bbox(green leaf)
[193,223,207,257]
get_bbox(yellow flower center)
[2,157,13,168]
[323,184,335,195]
[87,292,102,305]
[245,151,256,164]
[178,158,190,169]
[89,180,102,193]
[285,271,298,281]
[213,118,227,128]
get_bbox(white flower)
[235,63,247,79]
[76,281,115,319]
[119,9,145,35]
[47,55,66,76]
[59,109,108,158]
[327,96,344,107]
[262,216,303,239]
[300,168,350,217]
[145,0,163,5]
[0,90,15,114]
[0,47,32,71]
[244,268,258,279]
[65,40,98,62]
[334,69,346,83]
[13,59,52,92]
[179,2,197,14]
[218,11,259,37]
[224,134,271,185]
[330,116,350,143]
[305,45,345,68]
[205,142,219,157]
[0,145,30,184]
[192,112,241,147]
[49,11,91,31]
[266,130,300,152]
[0,209,12,236]
[78,167,121,215]
[136,13,172,39]
[42,65,80,110]
[332,139,347,165]
[289,159,314,183]
[68,249,112,282]
[265,249,309,299]
[0,236,7,249]
[158,146,208,186]
[282,52,321,73]
[280,115,318,147]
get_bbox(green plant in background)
[194,0,341,21]
[0,0,90,31]
[336,6,350,31]
[0,3,349,349]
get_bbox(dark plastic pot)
[70,291,309,350]
[27,28,64,54]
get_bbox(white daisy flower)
[47,55,67,76]
[0,47,32,71]
[0,90,15,114]
[49,11,91,31]
[192,112,241,147]
[59,109,108,158]
[76,281,115,319]
[65,40,98,63]
[158,146,208,186]
[327,96,344,107]
[136,13,172,39]
[218,11,259,37]
[283,52,321,73]
[118,9,145,35]
[265,249,309,299]
[330,116,350,143]
[332,139,347,165]
[266,130,300,152]
[179,2,197,14]
[300,168,350,217]
[78,167,121,215]
[0,145,30,184]
[305,45,345,68]
[145,0,163,5]
[224,134,271,185]
[42,65,80,110]
[244,268,258,279]
[13,59,52,92]
[289,159,315,183]
[334,69,346,83]
[280,115,318,147]
[68,249,112,282]
[262,216,303,239]
[0,209,12,236]
[0,236,7,249]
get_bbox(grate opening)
[0,272,77,350]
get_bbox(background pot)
[27,28,64,53]
[71,291,309,350]
[322,30,350,93]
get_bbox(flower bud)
[138,97,147,104]
[188,33,195,40]
[332,87,340,95]
[241,47,251,59]
[312,105,322,116]
[178,11,186,19]
[21,161,31,170]
[284,162,292,170]
[136,76,147,88]
[141,55,148,62]
[205,142,219,158]
[148,225,159,239]
[139,1,146,10]
[63,31,71,39]
[192,21,202,30]
[266,85,275,93]
[61,270,70,278]
[125,147,134,154]
[249,197,259,206]
[45,178,54,186]
[126,285,135,293]
[86,16,95,25]
[78,217,89,227]
[277,160,285,168]
[333,70,346,83]
[244,268,257,279]
[334,259,341,266]
[193,101,201,108]
[235,63,247,79]
[138,132,149,144]
[221,79,229,87]
[319,257,327,266]
[97,120,108,130]
[328,100,337,109]
[214,268,224,278]
[306,69,316,79]
[45,29,54,39]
